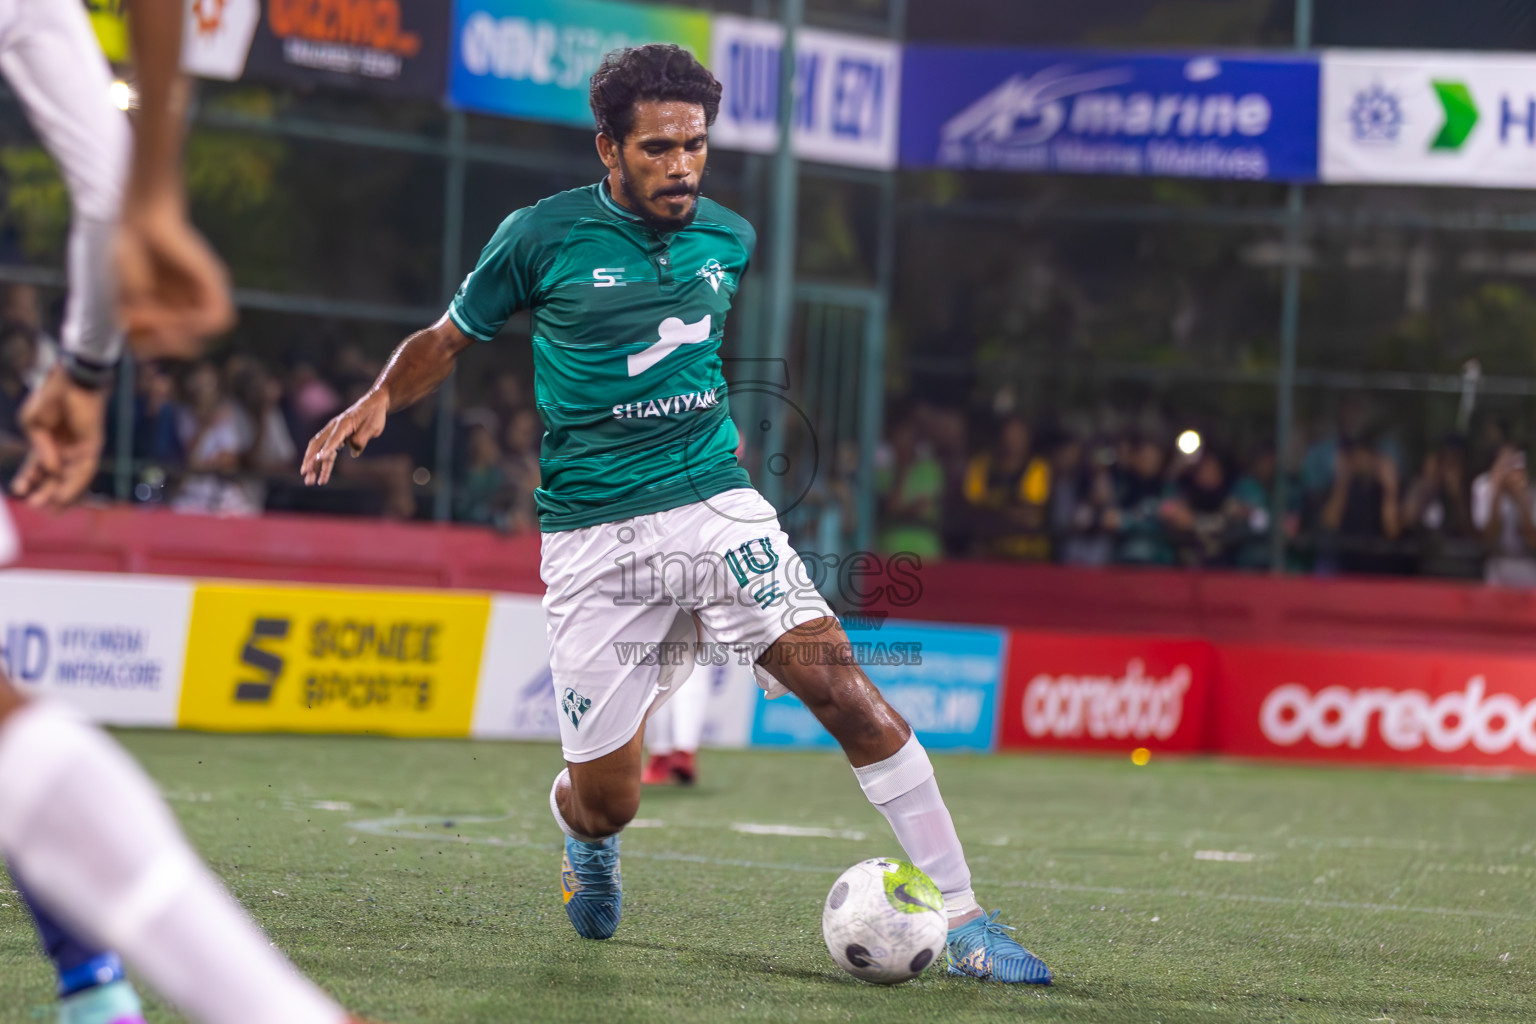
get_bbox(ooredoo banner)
[1216,643,1536,768]
[1321,50,1536,189]
[900,46,1319,181]
[244,0,451,99]
[0,570,193,726]
[998,631,1214,753]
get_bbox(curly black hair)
[589,44,722,143]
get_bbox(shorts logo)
[725,538,784,609]
[561,687,593,728]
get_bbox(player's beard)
[617,154,699,233]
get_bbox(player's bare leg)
[0,676,353,1023]
[548,724,645,939]
[759,617,1052,984]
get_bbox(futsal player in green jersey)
[302,43,1049,985]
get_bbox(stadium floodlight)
[108,79,135,112]
[1177,430,1201,455]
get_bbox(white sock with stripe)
[852,733,981,921]
[0,702,346,1024]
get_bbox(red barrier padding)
[1214,643,1536,770]
[997,631,1214,754]
[865,560,1536,652]
[8,504,545,593]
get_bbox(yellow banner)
[180,583,491,737]
[86,0,129,63]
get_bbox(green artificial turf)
[2,732,1533,1023]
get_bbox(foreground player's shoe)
[641,753,675,785]
[944,909,1052,984]
[57,979,145,1024]
[669,750,697,786]
[560,834,622,939]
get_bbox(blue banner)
[900,47,1319,182]
[750,621,1005,752]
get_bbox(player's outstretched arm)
[301,316,474,486]
[116,0,234,358]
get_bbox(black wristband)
[61,351,117,390]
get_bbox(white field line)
[1193,850,1258,862]
[731,823,867,841]
[344,814,1528,922]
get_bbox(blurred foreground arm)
[301,317,474,486]
[115,0,233,357]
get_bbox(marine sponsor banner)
[1321,50,1536,188]
[244,0,450,99]
[1216,643,1536,768]
[179,582,490,736]
[710,16,901,170]
[448,0,711,127]
[751,621,1004,751]
[899,46,1318,181]
[181,0,261,80]
[997,631,1213,753]
[0,570,193,726]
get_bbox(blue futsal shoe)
[945,909,1053,984]
[58,979,147,1024]
[560,834,622,939]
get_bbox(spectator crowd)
[3,277,1536,587]
[0,286,542,530]
[874,397,1536,586]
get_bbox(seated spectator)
[1162,447,1236,567]
[122,360,185,504]
[173,361,260,516]
[877,418,944,560]
[330,378,418,519]
[285,361,340,442]
[961,415,1053,560]
[502,406,542,533]
[0,321,36,471]
[229,361,297,510]
[1053,434,1117,567]
[455,421,509,527]
[1404,434,1481,579]
[1318,437,1403,575]
[1112,434,1175,566]
[1227,444,1296,571]
[1472,444,1536,587]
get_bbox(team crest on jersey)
[561,687,593,728]
[697,259,727,293]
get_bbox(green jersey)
[448,183,756,532]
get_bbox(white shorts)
[540,488,834,762]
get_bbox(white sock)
[0,702,346,1024]
[548,768,606,844]
[852,733,981,921]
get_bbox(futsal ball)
[821,858,947,984]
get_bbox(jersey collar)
[595,181,644,223]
